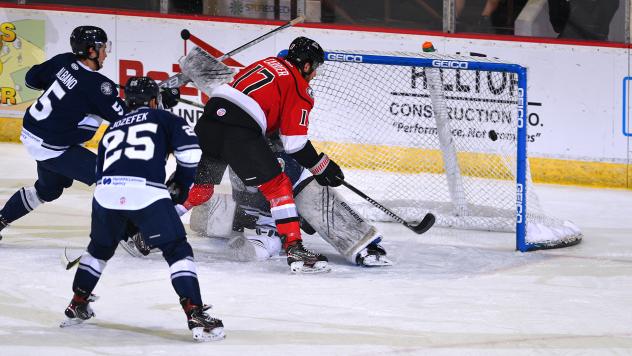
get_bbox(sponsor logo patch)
[71,63,79,70]
[216,108,226,117]
[101,82,113,95]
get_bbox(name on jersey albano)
[55,68,78,90]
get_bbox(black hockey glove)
[309,153,344,187]
[166,177,189,204]
[160,87,180,109]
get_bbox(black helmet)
[285,37,324,76]
[70,26,109,58]
[125,76,159,109]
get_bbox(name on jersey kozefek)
[55,67,78,90]
[112,112,149,128]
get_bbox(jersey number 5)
[102,123,158,172]
[28,80,66,121]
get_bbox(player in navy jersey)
[0,26,126,239]
[60,76,224,342]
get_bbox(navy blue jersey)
[23,53,126,148]
[94,107,201,210]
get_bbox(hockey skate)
[0,215,8,241]
[355,238,393,267]
[60,293,99,328]
[228,227,283,262]
[180,297,225,342]
[285,240,331,274]
[119,231,152,258]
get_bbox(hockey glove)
[167,178,190,205]
[183,184,214,210]
[160,87,180,109]
[309,153,344,187]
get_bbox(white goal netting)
[309,50,582,251]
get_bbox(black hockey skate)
[119,223,152,257]
[180,297,225,342]
[356,238,393,267]
[285,240,330,274]
[0,215,8,241]
[60,293,99,327]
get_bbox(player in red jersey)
[195,37,341,273]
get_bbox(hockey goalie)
[188,139,393,269]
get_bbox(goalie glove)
[309,153,344,187]
[183,184,214,210]
[160,87,180,109]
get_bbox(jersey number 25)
[102,123,157,172]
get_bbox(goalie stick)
[159,15,305,89]
[340,180,436,235]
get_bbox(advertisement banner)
[0,5,629,186]
[0,18,45,118]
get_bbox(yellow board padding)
[314,141,514,180]
[0,117,21,143]
[314,140,631,189]
[0,117,630,189]
[530,157,629,189]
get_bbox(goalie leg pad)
[294,179,381,264]
[189,192,237,238]
[227,228,282,262]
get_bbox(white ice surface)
[0,142,631,355]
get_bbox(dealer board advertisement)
[0,5,629,186]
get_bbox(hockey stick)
[340,180,436,235]
[61,248,81,270]
[175,96,204,109]
[160,15,305,89]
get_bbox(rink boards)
[0,4,630,188]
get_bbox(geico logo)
[431,59,468,69]
[326,53,363,62]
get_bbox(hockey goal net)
[302,49,582,251]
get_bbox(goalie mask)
[125,76,159,109]
[70,26,111,70]
[285,37,324,78]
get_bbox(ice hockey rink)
[1,141,631,355]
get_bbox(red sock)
[258,173,301,249]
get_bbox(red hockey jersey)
[213,56,314,154]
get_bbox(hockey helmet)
[125,76,159,109]
[70,26,110,58]
[285,37,324,75]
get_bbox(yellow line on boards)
[0,118,629,189]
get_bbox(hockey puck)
[180,29,190,40]
[488,130,498,141]
[422,41,435,53]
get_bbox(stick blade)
[62,248,81,270]
[411,213,436,234]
